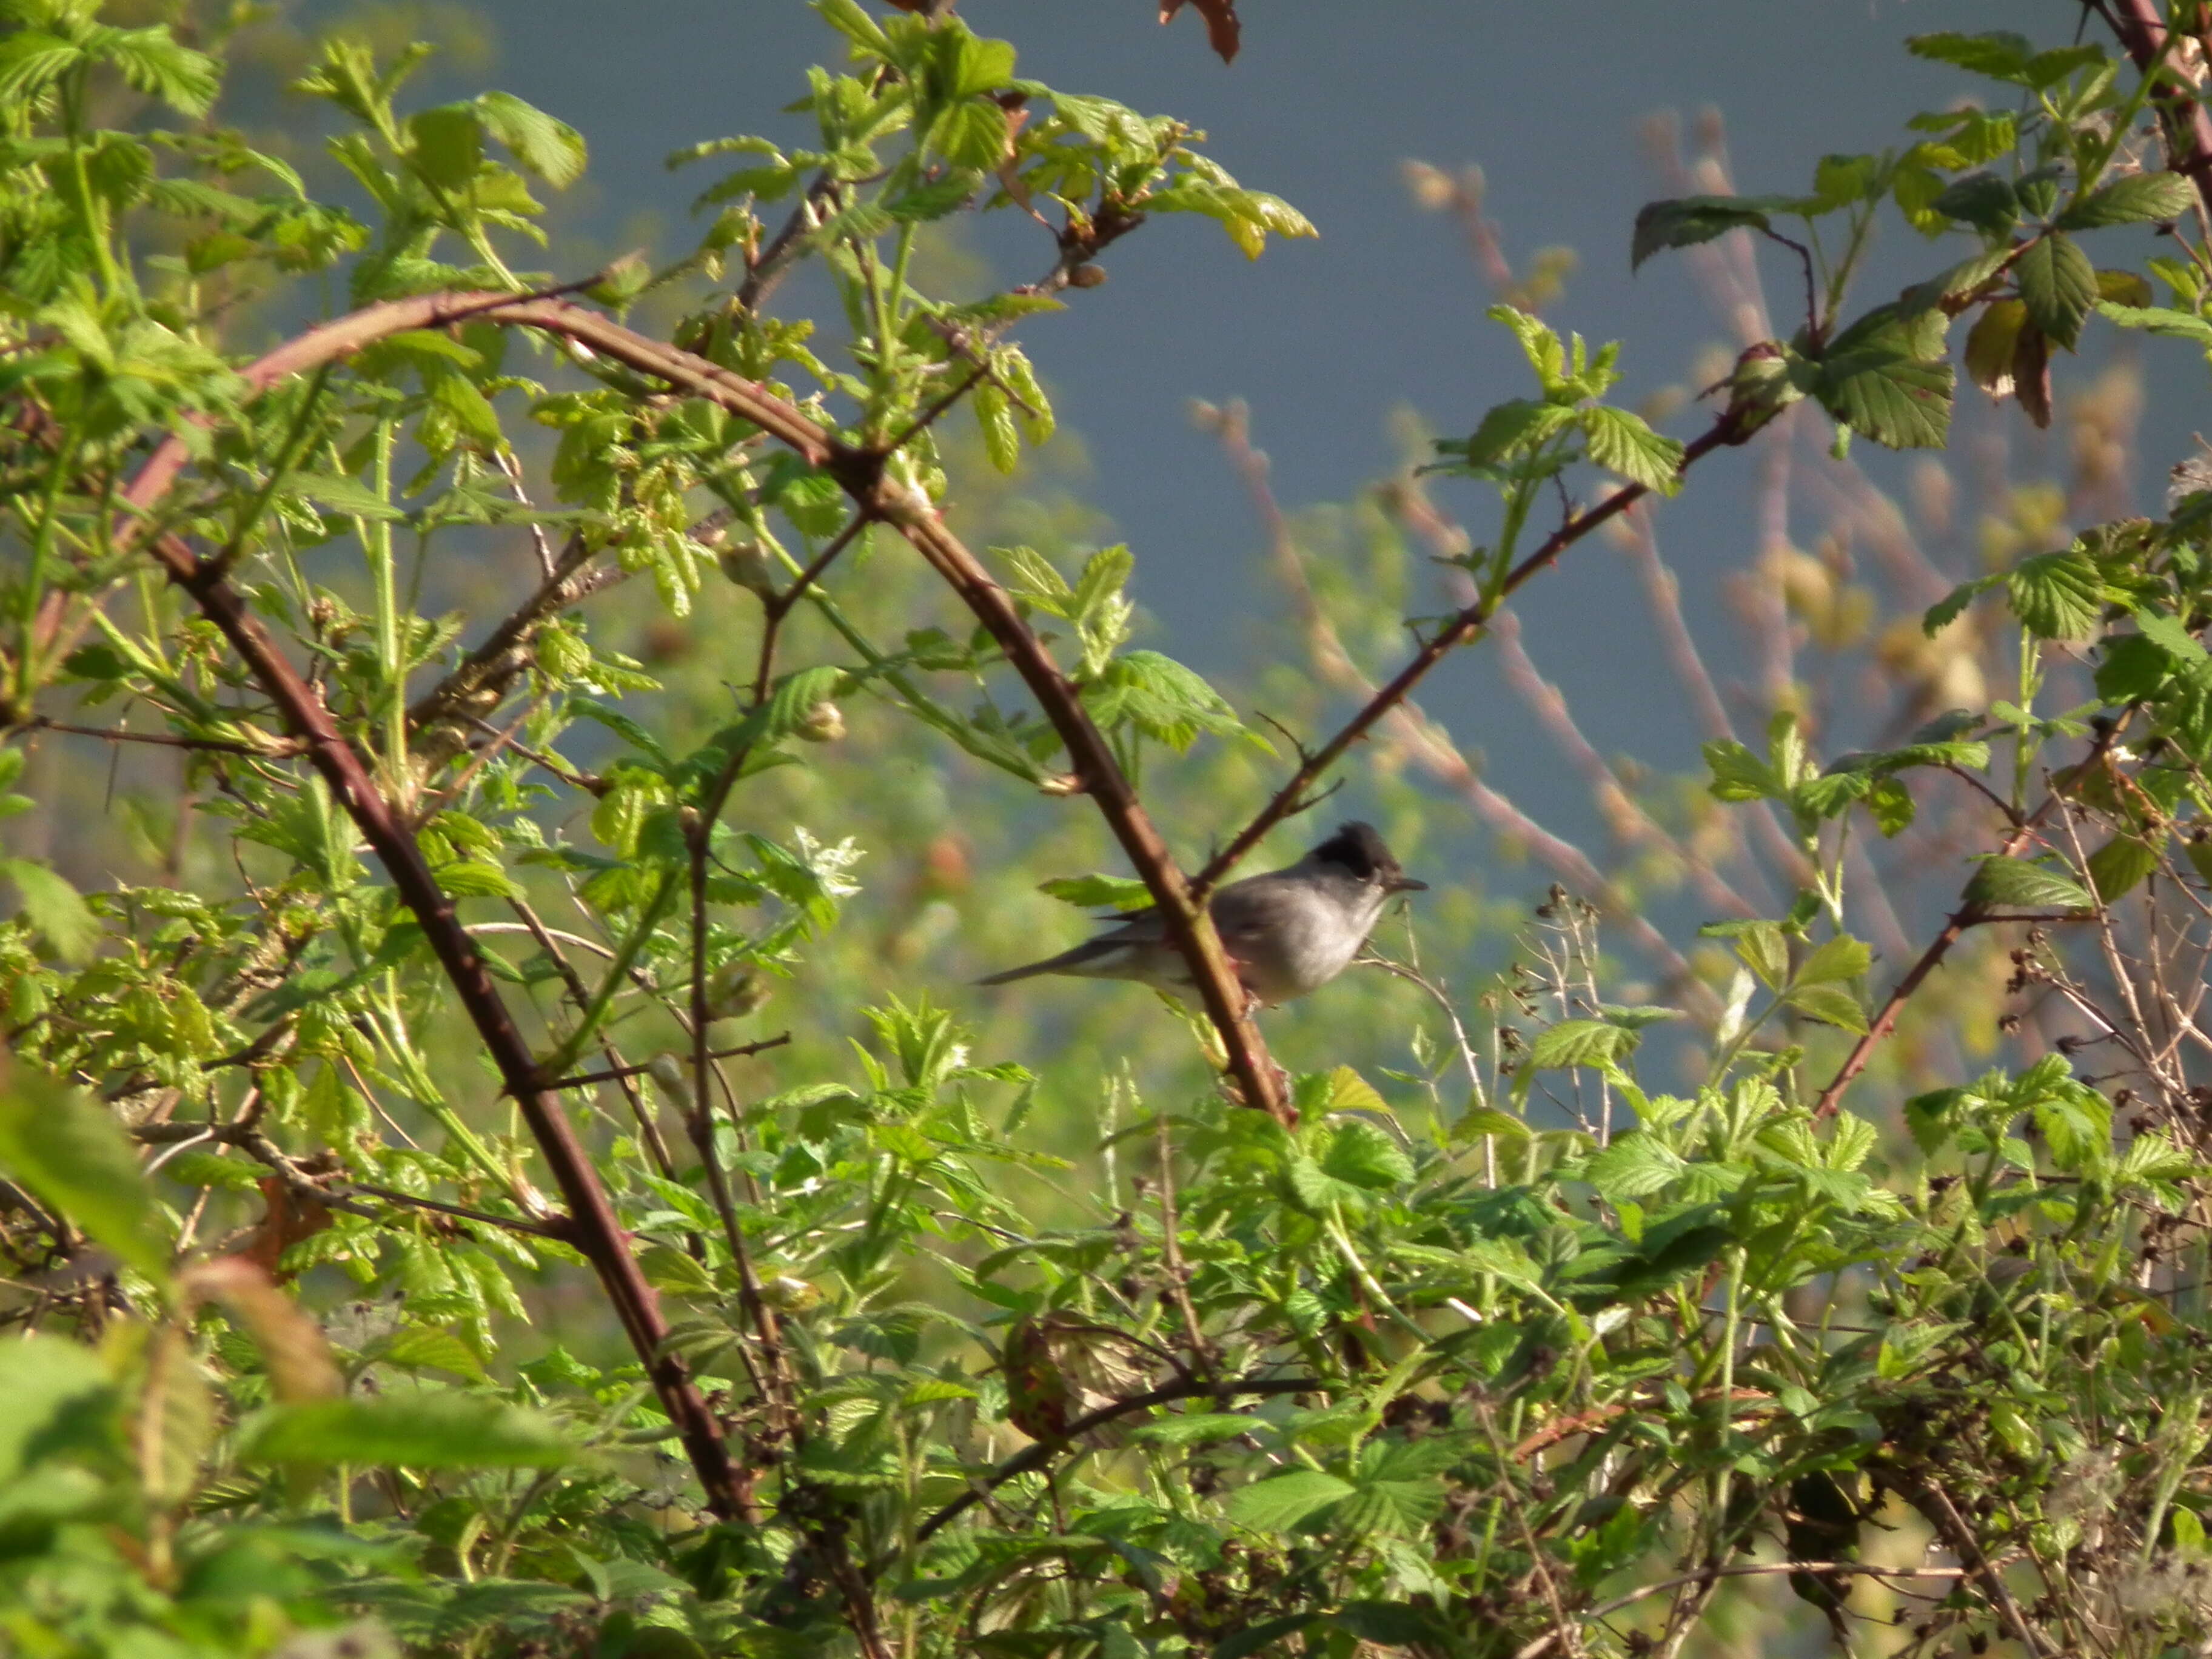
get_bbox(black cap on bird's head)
[1310,822,1427,893]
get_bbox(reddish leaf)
[240,1176,332,1283]
[1160,0,1241,64]
[2013,319,2052,429]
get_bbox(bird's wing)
[1208,875,1288,949]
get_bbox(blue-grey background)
[284,0,2183,891]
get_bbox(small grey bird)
[978,822,1426,1006]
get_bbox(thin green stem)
[540,870,678,1080]
[14,432,81,711]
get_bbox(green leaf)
[1783,984,1869,1034]
[475,92,586,187]
[1931,171,2017,234]
[1,859,100,964]
[1923,572,2005,635]
[2096,631,2175,702]
[1318,1120,1413,1191]
[814,0,891,53]
[1083,652,1247,752]
[1817,343,1953,449]
[432,860,525,900]
[1964,856,2094,912]
[1631,196,1794,270]
[1732,920,1789,988]
[408,104,483,190]
[1580,404,1684,494]
[377,1326,491,1383]
[292,471,405,520]
[1224,1469,1356,1532]
[245,1392,577,1468]
[0,1065,170,1285]
[2006,550,2103,640]
[1037,873,1152,911]
[1130,1412,1263,1446]
[929,99,1009,171]
[1526,1019,1635,1072]
[2096,301,2212,346]
[1703,739,1780,802]
[2057,172,2196,230]
[1795,934,1871,985]
[2086,834,2162,902]
[972,380,1019,474]
[2016,234,2097,352]
[1582,1133,1687,1201]
[1452,399,1579,469]
[1906,31,2034,79]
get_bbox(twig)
[1195,412,1749,896]
[551,1034,789,1090]
[907,1376,1316,1550]
[1812,726,2118,1116]
[8,714,301,757]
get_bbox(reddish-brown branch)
[2098,0,2212,219]
[116,515,746,1518]
[93,292,1289,1121]
[1812,726,2116,1118]
[1195,412,1751,895]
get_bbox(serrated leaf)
[1964,856,2094,911]
[432,860,525,900]
[1581,404,1684,494]
[1224,1469,1355,1532]
[475,91,586,188]
[379,1326,489,1382]
[1783,983,1869,1033]
[1319,1119,1413,1190]
[1818,343,1953,449]
[2006,550,2103,640]
[1037,873,1152,911]
[2057,172,2196,230]
[1631,195,1794,270]
[1907,31,2033,79]
[2016,234,2097,352]
[1795,934,1871,985]
[291,471,404,520]
[930,99,1010,172]
[1703,739,1780,802]
[2096,301,2212,346]
[1526,1019,1634,1071]
[1733,920,1789,988]
[1583,1133,1687,1201]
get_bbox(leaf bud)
[705,962,773,1020]
[1067,263,1107,289]
[760,1275,820,1312]
[535,628,589,681]
[718,538,780,597]
[797,700,845,743]
[645,1052,692,1105]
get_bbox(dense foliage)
[5,2,2212,1656]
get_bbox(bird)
[977,822,1426,1007]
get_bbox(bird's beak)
[1387,875,1428,894]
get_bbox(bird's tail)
[974,959,1057,987]
[975,937,1130,986]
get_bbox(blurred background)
[15,0,2185,1155]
